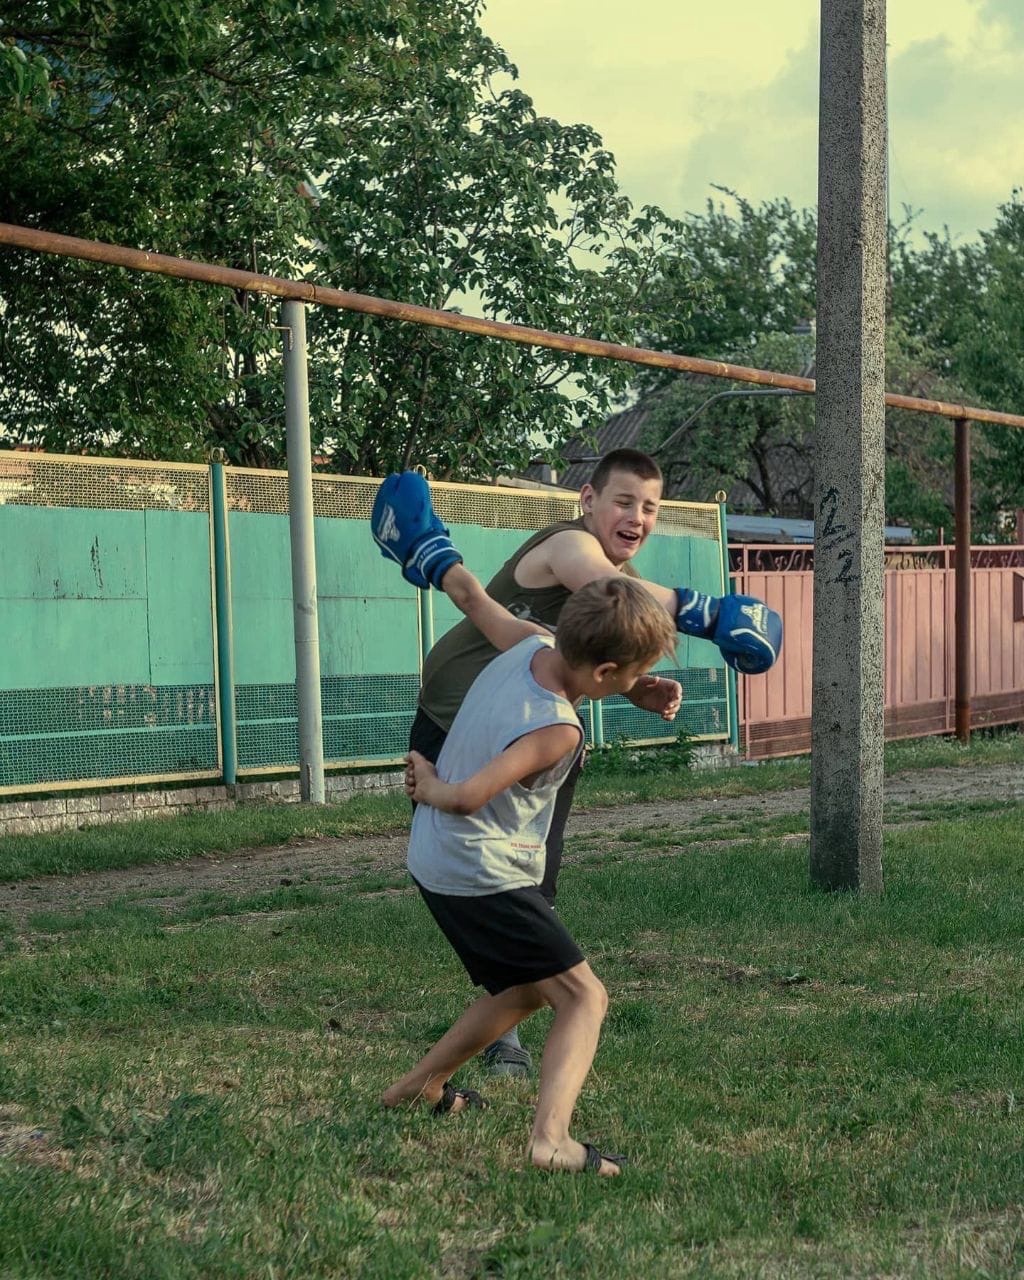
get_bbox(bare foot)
[528,1136,623,1176]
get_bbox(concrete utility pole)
[810,0,888,892]
[282,300,326,804]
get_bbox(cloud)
[887,27,1024,237]
[480,0,1023,242]
[663,15,1022,240]
[976,0,1024,39]
[669,33,821,218]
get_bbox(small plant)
[584,729,694,778]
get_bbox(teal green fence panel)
[0,453,219,793]
[223,471,730,772]
[1,456,731,794]
[225,470,423,771]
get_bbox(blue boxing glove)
[371,471,463,590]
[675,588,782,675]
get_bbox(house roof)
[525,404,654,492]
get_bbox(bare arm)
[438,563,550,653]
[541,529,678,614]
[542,530,683,717]
[405,722,581,814]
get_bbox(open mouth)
[615,529,641,549]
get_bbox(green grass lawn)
[2,800,1023,1277]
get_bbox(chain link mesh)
[0,450,210,511]
[225,467,721,539]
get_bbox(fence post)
[282,299,326,803]
[210,459,237,785]
[954,416,972,743]
[591,697,605,749]
[417,589,435,668]
[717,494,740,752]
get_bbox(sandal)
[582,1142,627,1172]
[432,1080,487,1116]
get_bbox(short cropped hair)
[557,577,677,671]
[589,448,662,494]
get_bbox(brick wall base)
[0,772,403,839]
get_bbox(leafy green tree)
[635,188,817,368]
[891,195,1024,537]
[0,1,706,474]
[632,193,982,536]
[641,330,816,516]
[880,320,962,541]
[641,320,967,536]
[0,39,49,106]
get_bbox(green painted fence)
[0,452,732,795]
[0,456,219,792]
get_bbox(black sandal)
[582,1142,627,1172]
[431,1080,487,1116]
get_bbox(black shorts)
[413,879,585,996]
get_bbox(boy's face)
[580,468,662,566]
[580,655,660,702]
[606,657,659,697]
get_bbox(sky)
[479,0,1024,245]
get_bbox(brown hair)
[589,448,662,494]
[557,577,676,672]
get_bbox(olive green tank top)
[417,517,637,732]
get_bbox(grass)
[0,789,412,883]
[2,796,1024,1276]
[3,731,1022,885]
[576,728,1024,807]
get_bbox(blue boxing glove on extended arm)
[371,471,463,590]
[675,588,782,675]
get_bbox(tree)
[625,191,820,514]
[891,195,1024,537]
[633,193,983,537]
[0,1,707,474]
[635,188,818,368]
[0,38,49,106]
[641,330,817,516]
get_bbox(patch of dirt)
[0,1106,72,1170]
[3,763,1020,927]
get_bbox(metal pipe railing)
[3,221,1024,431]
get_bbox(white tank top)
[408,635,583,896]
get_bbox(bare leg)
[381,984,546,1111]
[527,962,620,1176]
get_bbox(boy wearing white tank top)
[381,557,676,1177]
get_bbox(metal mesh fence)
[601,668,731,744]
[0,683,218,788]
[0,450,210,511]
[227,466,722,539]
[2,450,730,795]
[235,674,422,773]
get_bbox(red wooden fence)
[732,545,1024,758]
